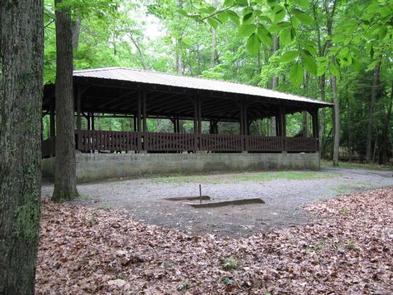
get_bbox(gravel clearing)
[41,167,393,237]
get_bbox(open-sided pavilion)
[42,67,332,181]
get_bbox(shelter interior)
[42,70,331,157]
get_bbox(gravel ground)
[41,167,393,237]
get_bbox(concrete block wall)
[42,152,320,183]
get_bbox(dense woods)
[1,0,392,293]
[41,0,393,164]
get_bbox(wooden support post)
[281,108,286,151]
[87,113,91,131]
[142,91,147,132]
[193,99,198,134]
[197,97,202,134]
[240,103,244,135]
[133,115,137,132]
[239,102,246,151]
[91,113,95,131]
[137,90,142,151]
[193,97,199,151]
[312,109,319,151]
[171,118,177,133]
[244,104,248,135]
[137,91,142,132]
[275,114,281,137]
[312,109,319,138]
[176,116,181,133]
[76,87,82,132]
[244,104,248,151]
[209,120,218,134]
[278,107,286,151]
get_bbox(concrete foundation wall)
[42,152,320,183]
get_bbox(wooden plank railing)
[70,130,318,154]
[246,136,283,152]
[77,130,139,152]
[286,137,318,152]
[199,134,243,152]
[143,132,195,152]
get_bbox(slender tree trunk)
[270,35,279,135]
[52,0,79,202]
[366,62,381,162]
[380,81,393,164]
[303,71,309,136]
[332,76,340,166]
[0,0,43,293]
[348,100,353,162]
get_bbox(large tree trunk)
[366,62,381,162]
[331,76,340,166]
[0,0,43,293]
[52,0,79,202]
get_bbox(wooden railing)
[75,130,319,153]
[246,136,283,152]
[286,137,319,152]
[199,134,243,152]
[77,130,139,152]
[40,130,318,156]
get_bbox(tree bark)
[52,0,79,202]
[379,81,393,164]
[331,75,340,166]
[366,61,381,162]
[269,35,279,135]
[0,0,43,293]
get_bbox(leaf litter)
[36,188,393,294]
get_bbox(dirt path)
[41,167,393,237]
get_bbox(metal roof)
[74,67,332,107]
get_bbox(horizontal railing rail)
[45,130,319,155]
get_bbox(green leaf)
[256,25,273,47]
[243,11,253,23]
[239,23,256,37]
[246,33,261,56]
[292,8,314,25]
[279,27,292,45]
[280,50,298,63]
[234,0,248,6]
[330,62,340,77]
[207,17,220,29]
[216,11,229,23]
[273,5,286,23]
[290,63,304,86]
[303,55,317,75]
[316,57,327,76]
[295,0,309,9]
[267,0,278,7]
[226,10,240,25]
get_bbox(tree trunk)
[52,0,79,202]
[0,0,43,294]
[366,62,381,162]
[331,76,340,166]
[379,81,393,164]
[270,35,279,135]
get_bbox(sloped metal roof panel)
[74,67,332,107]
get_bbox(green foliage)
[43,0,393,163]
